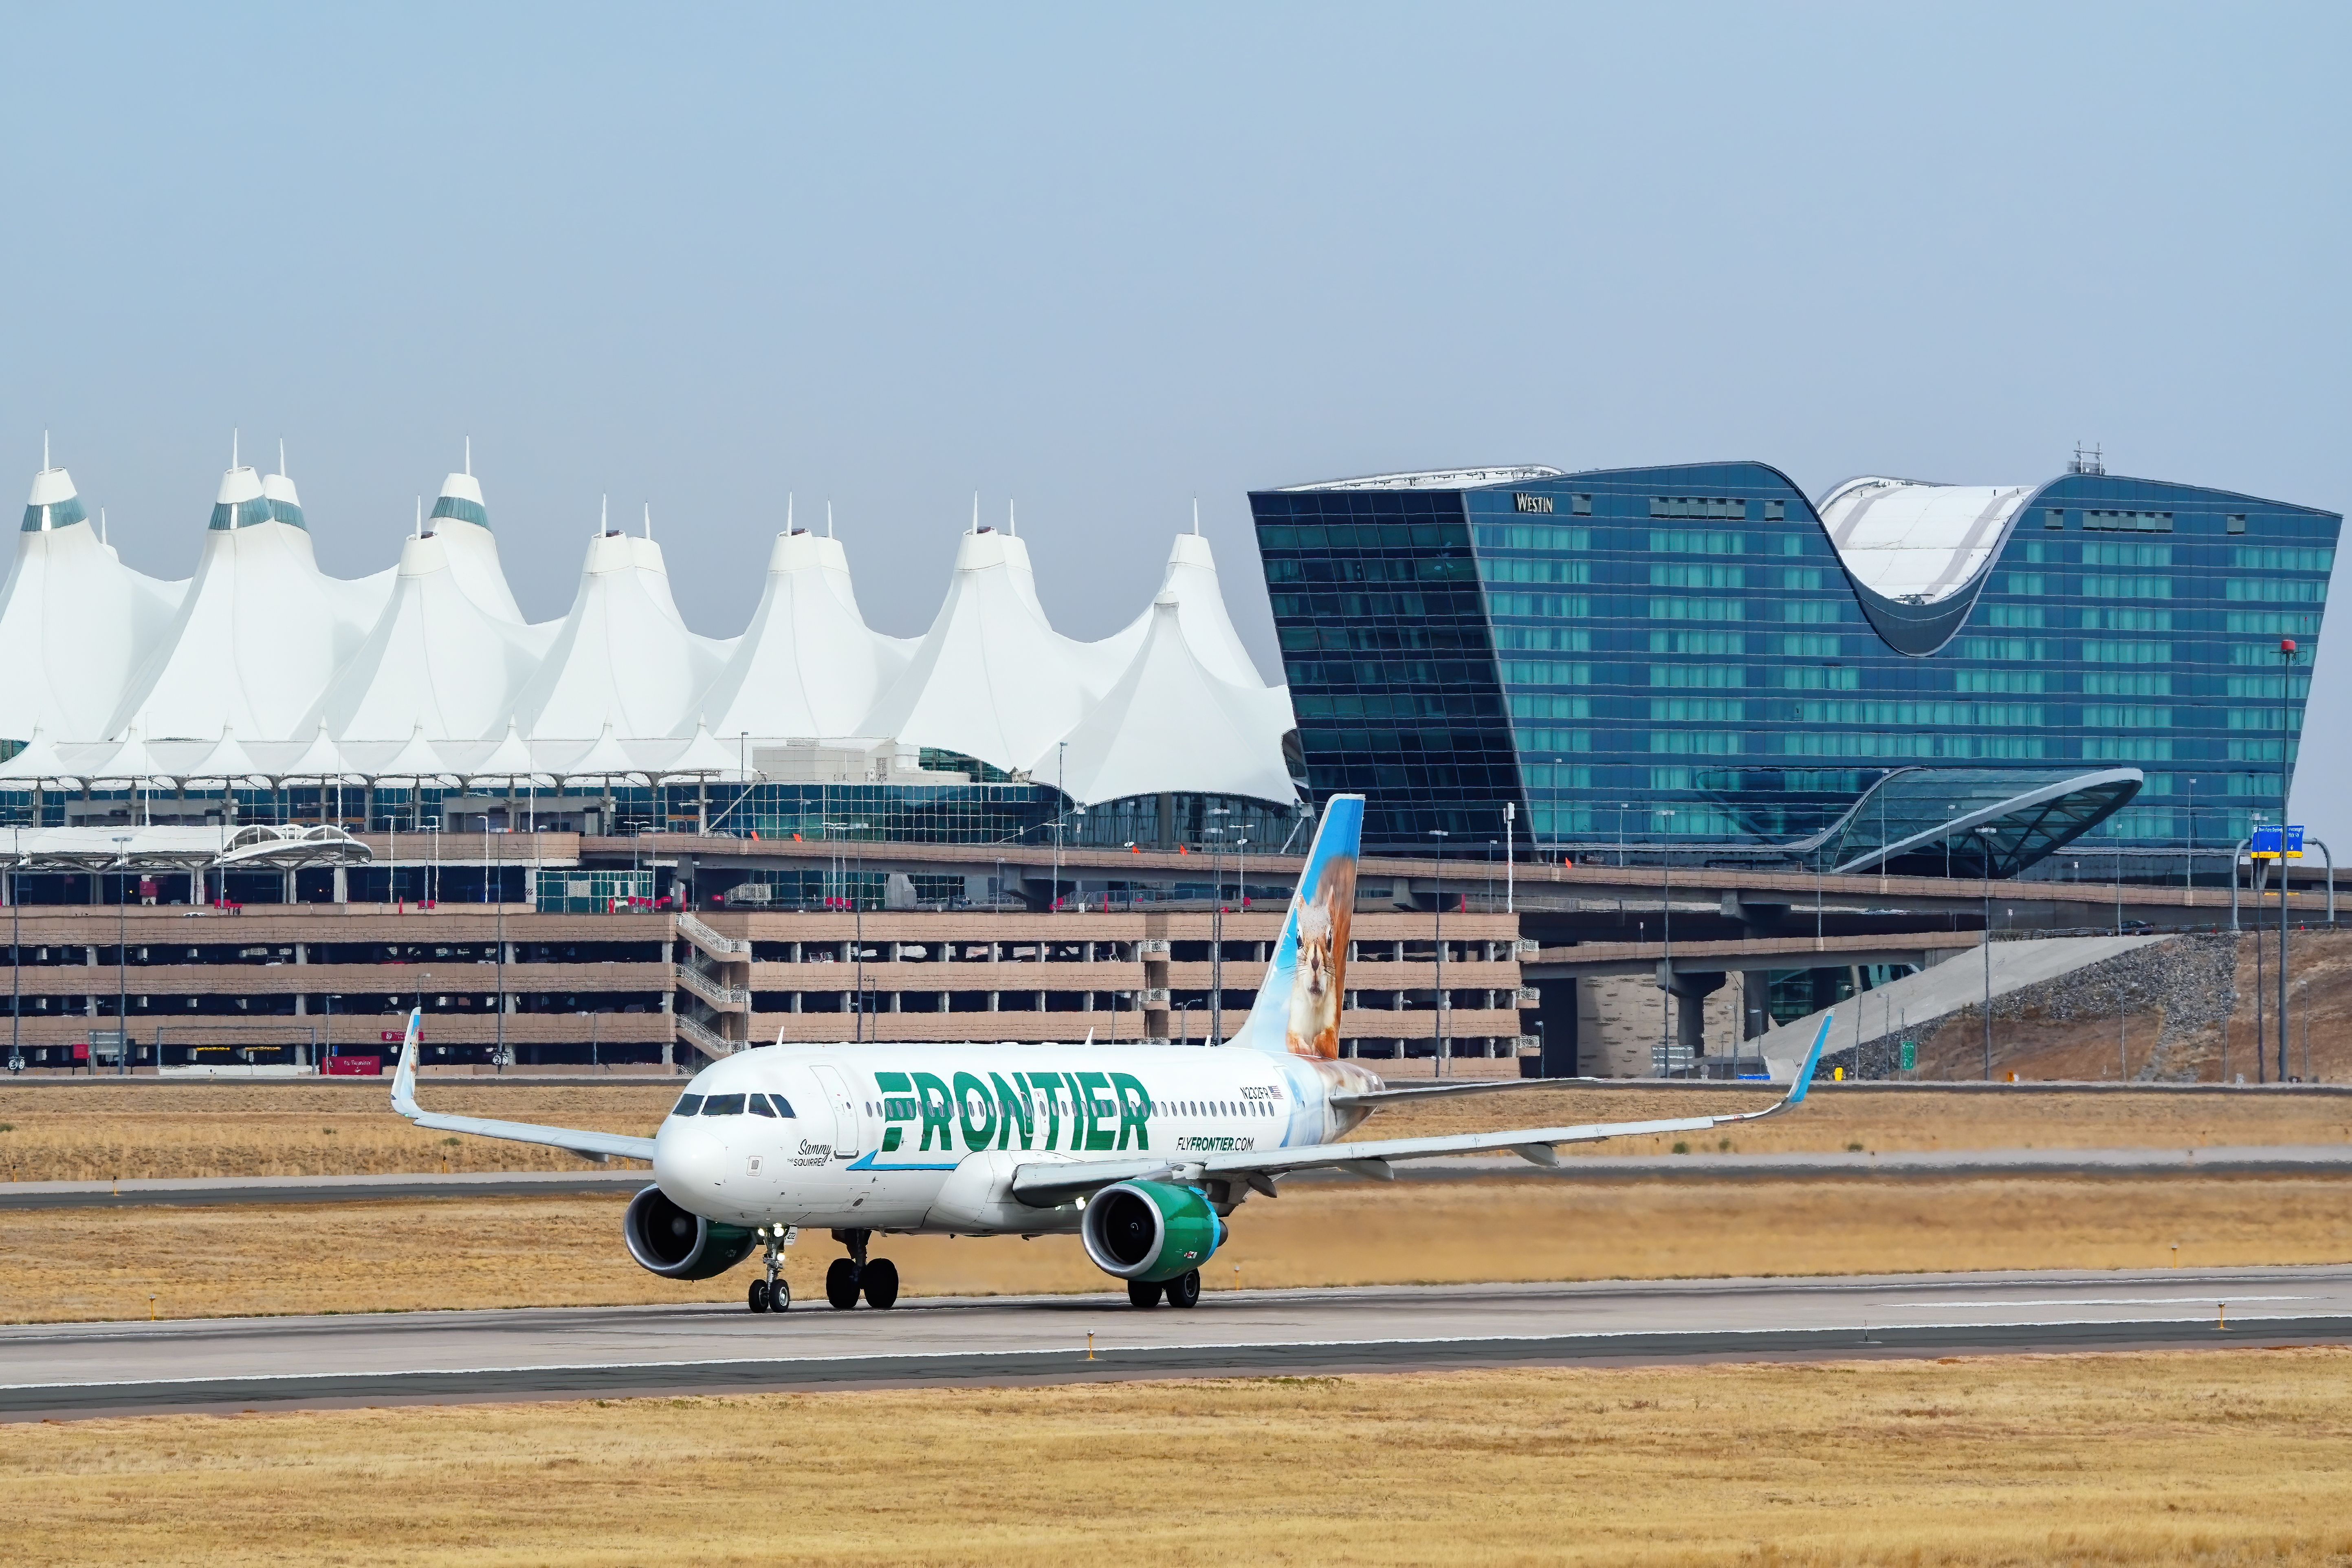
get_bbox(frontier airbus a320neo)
[394,795,1830,1312]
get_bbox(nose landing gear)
[827,1228,901,1310]
[747,1225,793,1313]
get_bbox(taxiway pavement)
[6,1266,2348,1418]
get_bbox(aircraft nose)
[653,1119,727,1205]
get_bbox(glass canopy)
[1802,765,2143,878]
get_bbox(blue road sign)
[2253,825,2283,858]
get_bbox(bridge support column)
[1659,967,1727,1062]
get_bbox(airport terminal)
[0,447,2338,1079]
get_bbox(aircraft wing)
[1329,1079,1587,1108]
[1009,1012,1833,1207]
[388,1009,657,1163]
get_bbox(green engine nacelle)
[622,1186,758,1280]
[1080,1180,1226,1283]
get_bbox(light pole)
[111,837,132,1076]
[1976,824,1998,1081]
[1429,829,1448,1078]
[1052,741,1068,913]
[1659,809,1676,1074]
[9,824,20,1074]
[1207,807,1229,1045]
[847,822,869,1041]
[2279,640,2297,1082]
[1503,800,1515,914]
[2186,778,2198,892]
[491,826,508,1071]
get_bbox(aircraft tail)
[1224,794,1362,1057]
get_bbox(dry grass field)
[8,1351,2352,1565]
[10,1174,2351,1323]
[3,1079,2350,1184]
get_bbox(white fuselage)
[652,1041,1378,1234]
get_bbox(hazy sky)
[4,5,2346,825]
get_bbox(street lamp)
[1975,824,1999,1080]
[1429,829,1449,1078]
[9,823,20,1074]
[110,836,132,1076]
[1659,808,1676,1075]
[1207,808,1229,1044]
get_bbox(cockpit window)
[700,1093,747,1116]
[671,1093,704,1117]
[748,1093,777,1118]
[769,1095,796,1118]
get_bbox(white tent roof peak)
[0,727,75,785]
[378,724,453,783]
[1091,530,1267,689]
[565,721,639,781]
[0,471,187,740]
[856,518,1107,773]
[1043,595,1296,809]
[285,720,357,781]
[421,467,523,622]
[308,529,541,743]
[92,722,167,785]
[25,465,80,515]
[508,528,727,741]
[696,528,908,741]
[188,725,268,785]
[110,468,395,740]
[662,717,749,780]
[477,719,542,781]
[215,466,264,507]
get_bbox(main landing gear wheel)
[1165,1269,1201,1309]
[1126,1279,1164,1309]
[747,1278,772,1313]
[825,1258,862,1311]
[862,1258,900,1310]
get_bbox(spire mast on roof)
[464,436,471,477]
[42,430,48,471]
[415,497,422,538]
[827,501,834,539]
[100,507,106,544]
[600,494,607,535]
[643,503,651,540]
[970,492,978,534]
[787,492,794,533]
[231,429,239,469]
[278,438,286,477]
[1193,497,1200,535]
[1008,498,1016,537]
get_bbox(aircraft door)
[808,1063,862,1158]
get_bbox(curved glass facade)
[1254,462,2340,862]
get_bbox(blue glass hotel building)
[1253,460,2339,873]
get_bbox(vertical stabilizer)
[1224,794,1362,1056]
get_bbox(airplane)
[392,793,1831,1313]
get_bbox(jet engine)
[622,1185,758,1280]
[1079,1180,1226,1283]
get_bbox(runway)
[12,1144,2352,1209]
[7,1265,2349,1418]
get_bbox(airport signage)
[2250,825,2304,860]
[325,1055,383,1077]
[379,1029,417,1042]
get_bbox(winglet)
[389,1007,424,1119]
[1785,1010,1833,1106]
